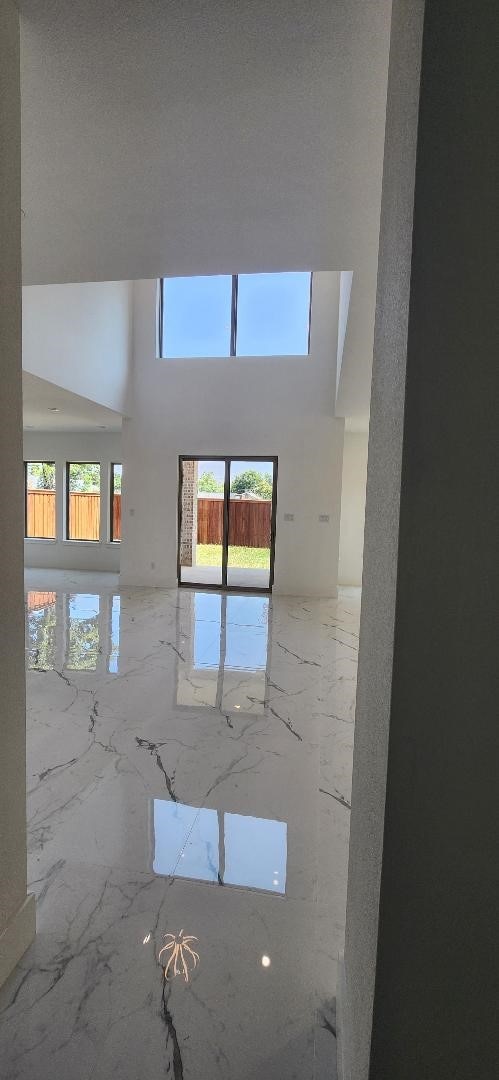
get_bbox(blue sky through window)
[162,272,311,357]
[197,459,272,484]
[163,275,232,357]
[236,272,311,355]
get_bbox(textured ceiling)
[19,0,391,285]
[19,0,392,417]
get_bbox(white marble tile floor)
[0,570,360,1080]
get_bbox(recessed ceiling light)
[48,407,60,412]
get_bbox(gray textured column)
[0,0,36,987]
[341,1,499,1077]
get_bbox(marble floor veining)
[0,570,360,1080]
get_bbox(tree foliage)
[230,470,273,499]
[67,617,100,670]
[68,463,101,492]
[197,468,273,499]
[27,462,55,490]
[27,605,57,669]
[198,471,224,493]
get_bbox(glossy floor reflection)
[26,589,121,674]
[153,799,287,893]
[0,570,361,1080]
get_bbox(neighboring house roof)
[198,490,268,500]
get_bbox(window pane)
[236,271,311,356]
[111,463,122,541]
[180,458,223,586]
[162,275,232,357]
[25,461,56,538]
[67,463,100,540]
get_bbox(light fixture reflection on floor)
[159,930,200,982]
[143,933,151,944]
[261,955,271,968]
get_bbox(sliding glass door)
[226,459,275,590]
[178,456,277,591]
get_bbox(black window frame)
[24,460,57,540]
[177,454,279,594]
[159,272,313,359]
[66,461,101,542]
[109,462,122,543]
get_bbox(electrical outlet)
[319,514,330,523]
[283,513,294,521]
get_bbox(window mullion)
[230,275,238,356]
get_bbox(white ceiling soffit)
[335,264,379,418]
[23,372,122,432]
[19,0,392,285]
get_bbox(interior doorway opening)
[178,456,278,592]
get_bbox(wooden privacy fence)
[26,489,56,538]
[26,490,122,540]
[197,496,271,548]
[112,493,122,540]
[27,591,57,612]
[68,492,100,540]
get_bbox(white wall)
[340,3,424,1075]
[335,261,380,421]
[120,273,345,596]
[336,269,353,393]
[345,3,499,1075]
[22,281,132,414]
[338,431,368,586]
[23,430,122,572]
[0,0,35,988]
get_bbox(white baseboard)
[272,585,339,599]
[0,894,36,989]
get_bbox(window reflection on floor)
[176,592,271,713]
[26,592,57,670]
[153,799,287,894]
[25,591,121,674]
[108,595,121,673]
[25,587,270,700]
[66,594,101,670]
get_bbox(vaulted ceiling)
[19,0,392,417]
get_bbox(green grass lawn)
[196,544,270,569]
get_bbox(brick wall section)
[180,459,198,566]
